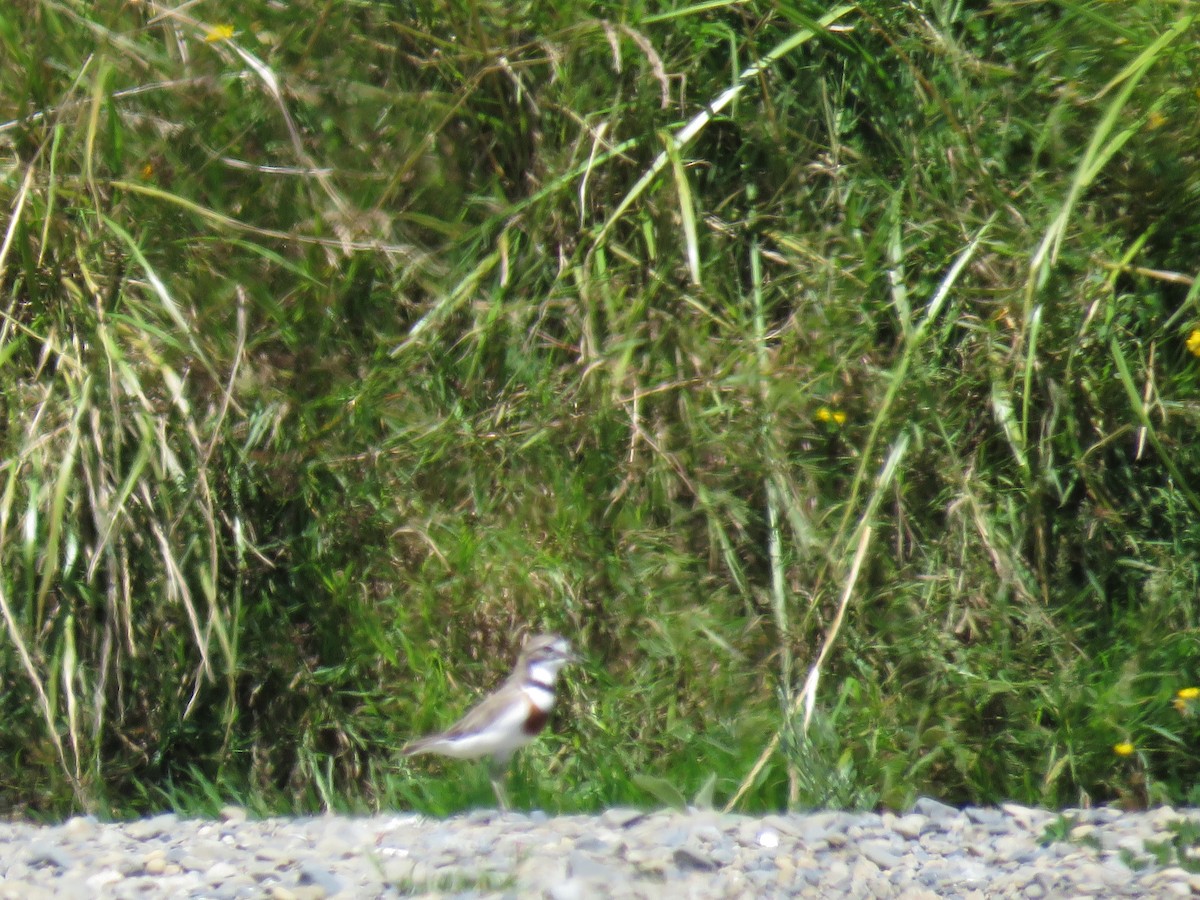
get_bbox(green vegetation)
[1043,814,1200,874]
[1141,818,1200,873]
[1,0,1199,819]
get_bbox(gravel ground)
[1,800,1198,898]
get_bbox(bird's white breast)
[524,682,555,712]
[528,661,563,689]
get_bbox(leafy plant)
[1,0,1199,817]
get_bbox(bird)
[401,633,579,810]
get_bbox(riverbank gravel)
[2,799,1198,897]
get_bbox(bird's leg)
[488,757,511,811]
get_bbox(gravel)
[0,801,1197,898]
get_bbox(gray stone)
[991,833,1038,862]
[624,846,672,877]
[765,829,786,850]
[850,855,881,880]
[61,816,98,840]
[1070,823,1099,842]
[547,878,589,900]
[823,859,851,888]
[860,840,903,869]
[599,808,645,828]
[84,869,123,889]
[672,846,718,872]
[912,801,960,820]
[0,880,56,900]
[570,836,613,853]
[297,862,344,895]
[207,860,254,886]
[567,850,618,880]
[220,806,249,824]
[745,868,778,891]
[1001,802,1052,832]
[464,809,500,826]
[710,844,736,865]
[27,842,74,869]
[964,807,1011,830]
[761,813,814,839]
[655,826,690,849]
[951,859,996,889]
[890,813,930,839]
[847,812,884,831]
[124,813,178,840]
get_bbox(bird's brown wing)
[437,687,528,740]
[402,686,530,755]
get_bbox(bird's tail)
[401,737,435,757]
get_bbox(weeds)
[1,1,1199,817]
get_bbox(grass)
[1,0,1199,819]
[1043,812,1200,874]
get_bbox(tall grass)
[1,0,1199,818]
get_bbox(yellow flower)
[1186,329,1200,358]
[816,407,847,426]
[1113,742,1135,757]
[1147,110,1167,130]
[1175,687,1199,715]
[204,24,235,42]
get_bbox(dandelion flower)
[205,24,235,42]
[816,407,847,426]
[1113,742,1135,757]
[1186,329,1200,358]
[1175,687,1199,715]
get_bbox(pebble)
[0,802,1196,897]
